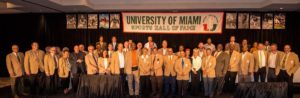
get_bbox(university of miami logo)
[202,15,219,31]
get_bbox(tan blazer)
[24,50,45,75]
[111,51,125,75]
[276,52,300,76]
[268,51,284,68]
[202,56,217,78]
[158,48,168,56]
[6,52,24,77]
[239,52,254,75]
[44,53,59,76]
[85,53,98,75]
[214,51,229,77]
[175,58,192,80]
[225,50,241,72]
[125,50,140,75]
[163,55,178,77]
[139,55,151,76]
[151,54,164,76]
[58,57,70,78]
[253,50,268,72]
[97,58,111,74]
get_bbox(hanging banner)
[122,12,224,34]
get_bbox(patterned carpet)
[1,77,300,98]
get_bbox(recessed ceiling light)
[280,7,284,10]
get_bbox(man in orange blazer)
[277,45,299,98]
[253,43,268,82]
[175,51,192,97]
[6,45,25,98]
[150,48,164,98]
[125,43,140,97]
[163,48,177,97]
[224,44,241,92]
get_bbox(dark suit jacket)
[215,51,230,77]
[70,51,86,74]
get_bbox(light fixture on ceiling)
[279,7,284,10]
[6,2,22,9]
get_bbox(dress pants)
[71,73,80,92]
[277,70,294,98]
[140,75,151,96]
[28,74,38,94]
[127,70,140,96]
[190,71,200,96]
[10,77,17,97]
[267,68,277,82]
[163,76,176,96]
[238,74,251,83]
[177,80,188,97]
[224,71,237,92]
[60,77,70,89]
[204,77,214,98]
[214,76,225,95]
[150,76,163,97]
[120,68,127,94]
[254,67,267,82]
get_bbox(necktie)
[53,55,58,68]
[93,54,98,65]
[16,53,21,63]
[259,51,262,66]
[153,55,156,64]
[182,58,184,68]
[282,54,287,69]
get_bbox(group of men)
[6,35,300,98]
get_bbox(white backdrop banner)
[122,12,224,34]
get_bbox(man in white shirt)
[204,38,216,52]
[267,44,283,82]
[253,43,268,82]
[144,36,157,50]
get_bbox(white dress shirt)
[192,56,202,71]
[103,58,108,69]
[268,52,277,68]
[162,48,167,55]
[141,55,149,62]
[259,50,266,67]
[118,52,125,68]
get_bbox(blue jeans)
[163,76,176,96]
[204,77,214,97]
